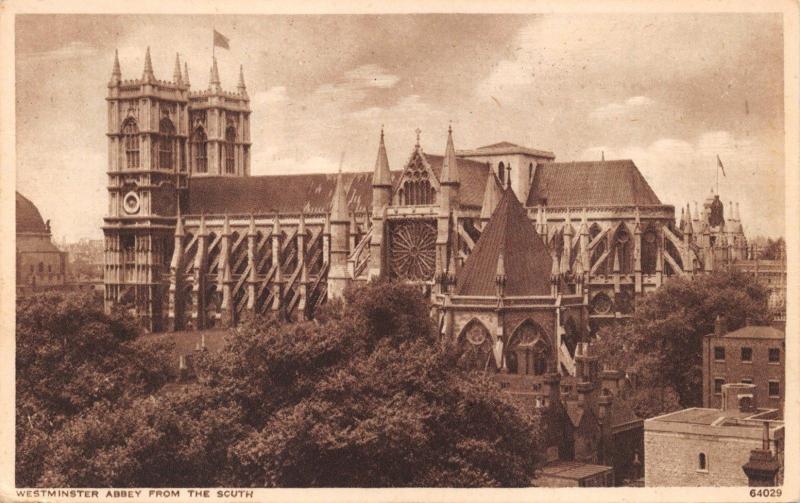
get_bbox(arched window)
[508,320,550,375]
[458,320,495,372]
[402,179,433,205]
[498,162,505,185]
[698,453,707,470]
[121,119,139,168]
[614,225,632,273]
[224,126,236,174]
[642,227,658,274]
[158,118,175,170]
[192,127,208,173]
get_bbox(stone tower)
[104,48,190,331]
[187,58,251,177]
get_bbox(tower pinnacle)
[372,126,391,187]
[173,53,182,84]
[237,64,247,95]
[109,49,121,85]
[331,162,349,222]
[142,46,155,82]
[440,124,459,185]
[209,56,221,91]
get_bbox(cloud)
[590,96,655,120]
[344,64,400,89]
[22,41,97,61]
[253,86,289,106]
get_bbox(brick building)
[702,318,784,411]
[645,383,783,487]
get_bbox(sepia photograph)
[1,1,797,501]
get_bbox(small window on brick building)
[741,347,753,362]
[769,381,780,397]
[714,346,725,361]
[698,453,707,471]
[769,348,780,363]
[714,378,725,394]
[741,378,753,384]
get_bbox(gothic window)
[121,119,139,169]
[507,320,550,376]
[192,127,208,173]
[400,156,435,205]
[614,225,632,273]
[498,161,505,184]
[388,220,436,281]
[224,126,236,174]
[458,320,495,372]
[158,118,175,170]
[698,453,707,471]
[642,227,658,274]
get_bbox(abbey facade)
[104,50,748,374]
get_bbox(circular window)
[466,323,488,346]
[123,191,140,214]
[591,293,613,315]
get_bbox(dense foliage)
[16,291,174,486]
[593,268,771,412]
[18,282,543,487]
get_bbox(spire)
[331,165,349,222]
[480,172,503,220]
[198,214,207,236]
[248,214,257,237]
[372,126,392,187]
[564,211,574,236]
[298,212,306,235]
[222,214,231,236]
[440,124,459,185]
[579,207,589,235]
[209,56,221,91]
[142,46,155,82]
[173,53,182,84]
[174,211,185,237]
[183,61,190,86]
[237,64,247,95]
[110,49,121,85]
[735,202,741,221]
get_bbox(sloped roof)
[187,171,402,215]
[724,325,784,340]
[423,154,490,207]
[526,160,662,207]
[455,187,553,296]
[16,192,48,234]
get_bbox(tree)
[594,268,771,410]
[28,281,544,487]
[16,291,174,486]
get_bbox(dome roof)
[16,192,48,234]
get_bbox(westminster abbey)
[103,50,749,374]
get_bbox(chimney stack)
[714,315,727,337]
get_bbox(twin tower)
[104,48,251,329]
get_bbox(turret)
[183,62,190,87]
[109,49,121,86]
[142,46,155,83]
[173,53,183,85]
[237,64,247,97]
[209,56,221,93]
[439,124,460,208]
[328,166,350,299]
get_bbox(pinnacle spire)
[209,56,221,90]
[372,126,391,187]
[183,61,190,86]
[480,171,503,220]
[110,49,121,84]
[331,165,349,222]
[173,53,182,84]
[143,46,155,82]
[237,64,247,95]
[440,123,459,185]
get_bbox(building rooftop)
[457,141,556,159]
[526,159,662,207]
[16,192,48,234]
[719,325,784,340]
[538,460,612,481]
[645,407,784,440]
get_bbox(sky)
[15,13,785,241]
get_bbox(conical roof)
[372,128,392,186]
[440,125,459,185]
[456,186,552,296]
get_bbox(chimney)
[714,315,727,337]
[742,421,781,487]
